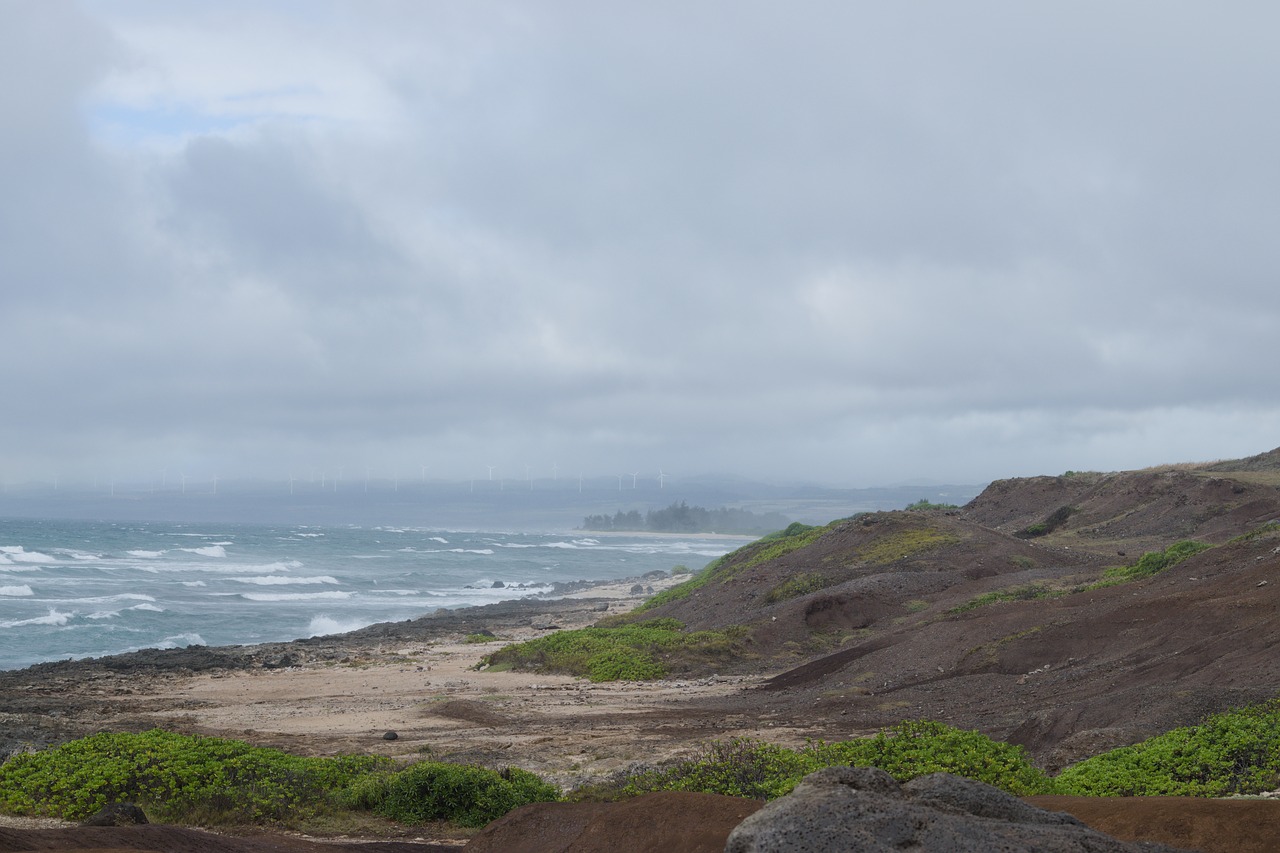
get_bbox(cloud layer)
[3,2,1278,488]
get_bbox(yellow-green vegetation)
[479,617,749,682]
[949,583,1067,614]
[0,730,558,828]
[763,571,831,604]
[464,632,497,644]
[1229,520,1280,544]
[635,521,834,613]
[857,527,960,564]
[618,721,1053,800]
[1055,700,1280,796]
[1088,539,1213,589]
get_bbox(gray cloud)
[2,1,1278,490]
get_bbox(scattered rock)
[492,581,506,588]
[530,615,559,630]
[629,584,645,594]
[382,730,399,740]
[724,768,1189,852]
[82,802,149,826]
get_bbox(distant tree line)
[581,501,790,534]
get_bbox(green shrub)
[0,730,389,824]
[1055,700,1280,796]
[1091,539,1213,588]
[622,739,820,800]
[616,721,1052,801]
[810,720,1053,795]
[374,762,558,827]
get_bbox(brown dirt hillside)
[633,457,1280,768]
[964,450,1280,555]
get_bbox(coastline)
[0,567,784,845]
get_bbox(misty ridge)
[580,501,791,535]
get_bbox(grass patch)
[763,572,832,604]
[857,527,959,564]
[948,583,1066,614]
[1087,539,1213,589]
[1056,700,1280,796]
[479,618,749,681]
[635,522,835,613]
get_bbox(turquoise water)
[0,518,748,671]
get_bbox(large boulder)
[725,767,1189,853]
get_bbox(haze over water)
[0,518,749,672]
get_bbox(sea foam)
[0,585,34,596]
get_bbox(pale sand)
[116,576,805,791]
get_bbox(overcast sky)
[2,1,1278,489]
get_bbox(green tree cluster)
[581,501,790,534]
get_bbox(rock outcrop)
[725,767,1189,853]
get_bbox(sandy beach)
[0,574,814,796]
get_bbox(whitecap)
[233,575,338,586]
[429,537,448,544]
[179,545,227,558]
[0,585,34,596]
[0,608,74,628]
[307,615,374,637]
[239,591,353,602]
[127,550,165,558]
[129,603,164,612]
[0,547,58,564]
[181,580,207,587]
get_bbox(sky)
[2,1,1279,491]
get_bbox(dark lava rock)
[492,581,506,588]
[82,801,149,826]
[382,730,399,740]
[725,768,1190,853]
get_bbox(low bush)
[0,729,389,824]
[1055,700,1280,796]
[1091,539,1212,588]
[373,762,558,827]
[617,721,1053,800]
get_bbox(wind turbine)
[289,474,296,495]
[487,465,496,481]
[631,471,639,489]
[616,474,624,491]
[657,470,667,489]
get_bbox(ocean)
[0,518,751,672]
